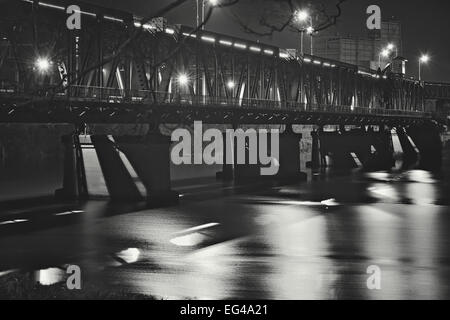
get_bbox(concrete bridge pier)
[395,127,419,170]
[56,132,178,205]
[277,127,307,181]
[317,128,395,171]
[56,134,88,200]
[407,123,443,171]
[365,128,395,171]
[311,129,325,170]
[216,126,306,183]
[319,130,359,170]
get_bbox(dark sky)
[88,0,450,82]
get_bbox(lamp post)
[378,48,390,69]
[419,54,429,81]
[295,9,309,55]
[197,0,219,30]
[387,43,398,58]
[306,25,314,55]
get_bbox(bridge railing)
[0,85,431,119]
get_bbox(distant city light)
[35,57,51,72]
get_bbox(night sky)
[87,0,450,82]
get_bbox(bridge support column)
[216,131,236,181]
[216,127,306,183]
[56,133,178,204]
[55,134,88,199]
[277,128,307,181]
[114,134,179,205]
[364,129,395,171]
[318,128,395,171]
[311,130,324,169]
[319,131,359,170]
[407,123,443,171]
[395,127,419,169]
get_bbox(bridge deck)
[0,86,433,126]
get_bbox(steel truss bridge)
[0,0,449,126]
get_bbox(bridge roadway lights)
[56,133,179,205]
[216,128,307,183]
[407,123,443,172]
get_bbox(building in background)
[315,20,403,72]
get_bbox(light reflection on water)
[34,268,65,286]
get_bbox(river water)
[0,147,449,299]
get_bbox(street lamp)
[419,54,430,81]
[294,9,313,55]
[387,43,398,57]
[378,49,390,68]
[197,0,219,30]
[306,26,315,55]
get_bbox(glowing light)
[170,233,205,247]
[35,57,51,72]
[35,268,65,286]
[420,54,430,63]
[387,43,395,51]
[208,0,219,5]
[104,16,123,23]
[219,39,232,46]
[165,28,175,34]
[320,198,340,207]
[381,49,390,57]
[116,248,140,264]
[177,73,189,86]
[295,9,309,22]
[201,35,216,43]
[227,80,236,89]
[234,43,247,49]
[306,26,314,35]
[0,219,29,226]
[39,2,65,10]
